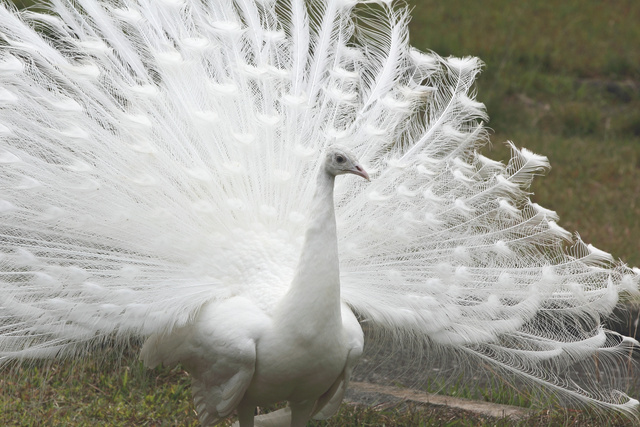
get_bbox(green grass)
[3,0,640,425]
[2,354,636,426]
[2,352,197,426]
[409,0,640,267]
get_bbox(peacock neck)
[277,167,342,330]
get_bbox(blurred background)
[407,0,640,267]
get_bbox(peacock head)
[324,146,370,181]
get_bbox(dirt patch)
[348,381,529,419]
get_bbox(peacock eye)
[336,155,345,163]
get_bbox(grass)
[2,350,197,426]
[2,0,640,425]
[408,0,640,267]
[1,351,635,426]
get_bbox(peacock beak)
[352,164,370,181]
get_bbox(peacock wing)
[141,296,270,425]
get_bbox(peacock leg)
[288,400,315,427]
[236,402,255,427]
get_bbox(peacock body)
[0,0,638,425]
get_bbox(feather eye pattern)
[0,0,638,423]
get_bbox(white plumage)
[0,0,638,425]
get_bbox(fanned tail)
[328,5,640,414]
[0,0,320,358]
